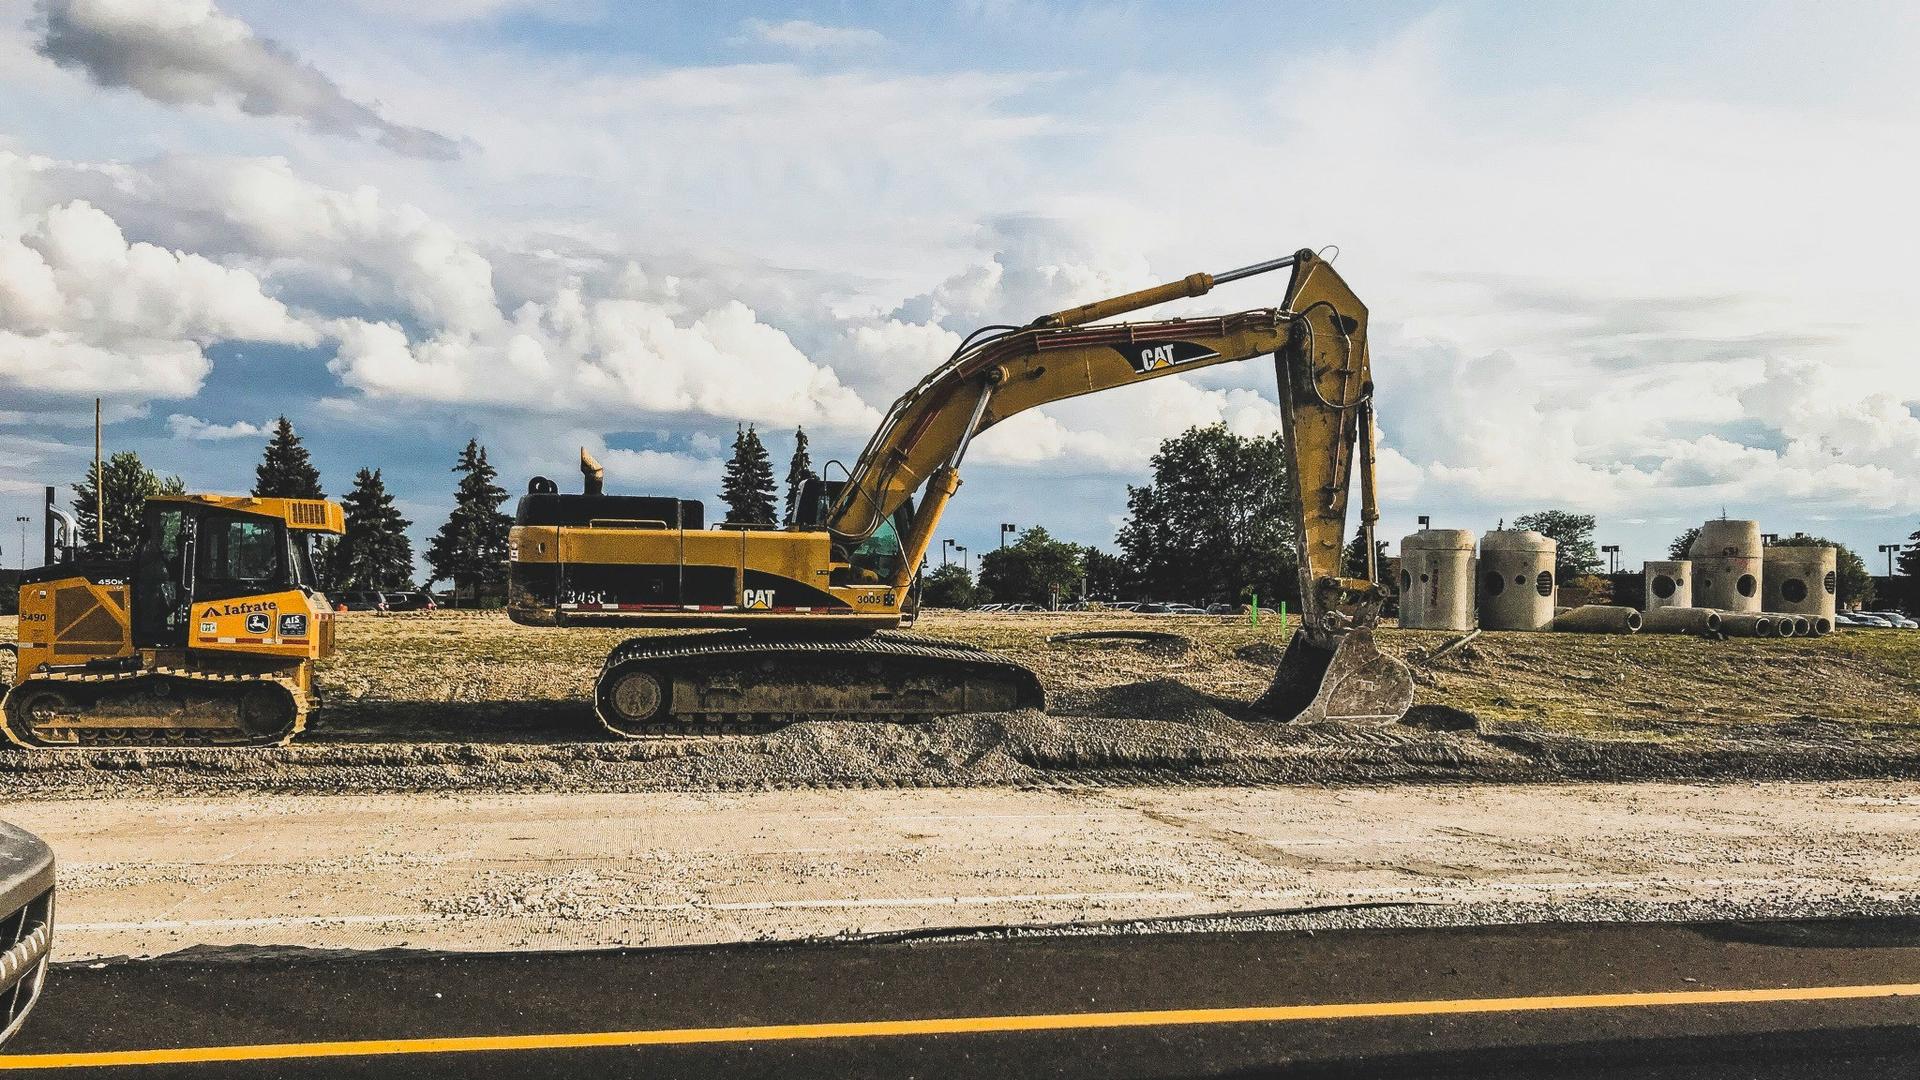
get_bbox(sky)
[2,0,1918,578]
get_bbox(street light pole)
[1000,523,1016,549]
[956,545,968,574]
[941,538,954,567]
[1881,544,1902,578]
[1601,544,1620,575]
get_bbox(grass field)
[287,609,1920,743]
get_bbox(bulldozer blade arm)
[1253,629,1413,726]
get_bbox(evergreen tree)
[720,424,778,524]
[1342,526,1389,580]
[72,452,184,561]
[783,426,816,525]
[333,468,415,590]
[253,417,325,499]
[425,440,511,603]
[1898,527,1920,579]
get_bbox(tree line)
[68,419,506,601]
[61,418,824,603]
[51,417,1916,611]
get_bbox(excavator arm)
[829,248,1412,725]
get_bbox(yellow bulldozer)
[1,494,343,747]
[509,247,1415,736]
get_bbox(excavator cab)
[794,478,915,587]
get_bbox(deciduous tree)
[1116,424,1297,606]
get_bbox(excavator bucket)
[1253,629,1413,726]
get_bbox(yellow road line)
[3,982,1916,1070]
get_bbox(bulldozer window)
[195,512,288,601]
[132,504,193,647]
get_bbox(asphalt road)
[3,917,1919,1078]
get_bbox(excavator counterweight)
[507,247,1413,735]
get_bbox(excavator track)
[1,666,308,749]
[593,630,1044,737]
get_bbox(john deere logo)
[1116,340,1219,374]
[245,613,271,635]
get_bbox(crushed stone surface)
[1,611,1915,798]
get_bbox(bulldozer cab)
[131,501,319,648]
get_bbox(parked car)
[0,819,54,1046]
[1850,613,1893,628]
[1863,611,1918,629]
[1133,602,1171,614]
[1832,612,1860,627]
[336,590,389,612]
[1204,602,1238,615]
[384,590,438,612]
[1161,604,1209,615]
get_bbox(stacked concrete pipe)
[1718,612,1779,637]
[1553,605,1643,633]
[1641,607,1723,636]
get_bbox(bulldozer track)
[594,630,1045,737]
[1,666,308,749]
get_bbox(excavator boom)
[507,246,1412,734]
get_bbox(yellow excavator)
[510,247,1414,736]
[2,494,343,747]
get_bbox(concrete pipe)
[1765,614,1799,637]
[1689,520,1763,614]
[1553,605,1644,634]
[1810,616,1833,636]
[1641,607,1723,636]
[1718,612,1778,638]
[1761,544,1838,628]
[1643,560,1691,610]
[1791,615,1813,637]
[1479,530,1557,631]
[1397,529,1477,631]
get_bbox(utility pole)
[14,516,27,570]
[999,523,1016,549]
[93,397,103,548]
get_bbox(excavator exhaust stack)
[1255,628,1414,726]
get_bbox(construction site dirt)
[2,611,1917,798]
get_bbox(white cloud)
[0,151,315,405]
[166,413,264,440]
[740,19,888,53]
[35,0,459,158]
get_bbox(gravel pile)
[2,670,1915,798]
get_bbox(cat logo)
[743,589,776,610]
[1117,340,1220,374]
